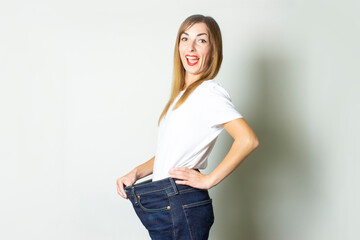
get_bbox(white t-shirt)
[152,79,243,181]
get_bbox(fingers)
[169,167,198,179]
[116,172,137,199]
[175,180,190,186]
[169,167,202,187]
[174,178,198,189]
[169,167,211,190]
[169,169,189,180]
[116,178,128,199]
[168,170,182,179]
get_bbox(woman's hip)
[124,177,214,239]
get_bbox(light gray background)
[1,0,359,239]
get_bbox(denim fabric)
[125,177,214,240]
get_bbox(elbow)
[246,135,259,151]
[236,135,259,151]
[252,136,259,150]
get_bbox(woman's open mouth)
[186,55,200,66]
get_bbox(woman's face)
[178,22,212,78]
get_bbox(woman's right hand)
[116,171,137,199]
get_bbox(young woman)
[117,14,259,240]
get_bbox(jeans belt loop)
[131,187,138,204]
[169,178,179,195]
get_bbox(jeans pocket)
[183,198,214,240]
[137,191,171,213]
[131,191,173,235]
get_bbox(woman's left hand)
[169,167,214,190]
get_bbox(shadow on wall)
[211,46,317,240]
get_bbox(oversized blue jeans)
[125,177,214,240]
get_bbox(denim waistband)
[124,176,204,197]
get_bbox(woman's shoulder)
[198,79,231,99]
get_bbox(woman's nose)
[187,40,196,52]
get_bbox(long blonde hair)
[158,14,223,125]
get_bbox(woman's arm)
[131,156,155,180]
[207,118,259,187]
[116,156,155,199]
[169,118,259,189]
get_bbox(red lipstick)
[185,55,200,66]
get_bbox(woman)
[117,14,259,239]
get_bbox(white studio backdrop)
[0,0,359,239]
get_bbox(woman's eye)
[199,39,207,43]
[181,37,187,41]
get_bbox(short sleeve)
[200,82,243,128]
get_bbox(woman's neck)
[183,73,200,91]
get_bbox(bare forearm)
[131,156,155,180]
[209,138,258,188]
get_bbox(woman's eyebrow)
[182,32,208,37]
